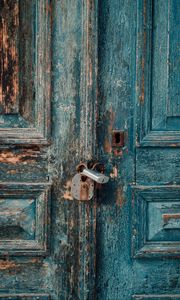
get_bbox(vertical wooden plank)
[80,0,98,159]
[78,1,98,298]
[67,1,98,298]
[96,0,137,298]
[35,0,51,138]
[51,1,98,298]
[0,0,19,114]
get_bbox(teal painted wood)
[0,182,51,256]
[136,0,180,147]
[51,0,98,299]
[131,186,180,257]
[0,0,98,299]
[96,0,180,299]
[0,0,51,144]
[0,295,49,300]
[133,296,180,300]
[0,0,180,299]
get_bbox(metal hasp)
[82,168,109,184]
[71,167,109,200]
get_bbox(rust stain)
[116,185,125,208]
[140,58,145,103]
[63,180,73,200]
[88,62,93,87]
[104,107,115,153]
[0,260,17,270]
[0,151,21,164]
[163,214,180,222]
[31,258,41,264]
[79,181,89,201]
[104,139,112,153]
[113,149,123,157]
[63,191,73,201]
[7,169,17,174]
[46,1,52,14]
[0,148,40,164]
[110,166,118,178]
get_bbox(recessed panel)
[148,201,180,241]
[136,0,180,146]
[0,0,51,144]
[0,0,19,114]
[151,0,180,129]
[0,183,50,255]
[0,198,36,240]
[131,186,180,257]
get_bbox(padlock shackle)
[82,169,109,184]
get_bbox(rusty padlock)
[71,166,109,201]
[71,173,94,201]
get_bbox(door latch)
[71,163,109,201]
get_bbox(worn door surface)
[1,0,180,300]
[96,0,180,299]
[0,0,99,299]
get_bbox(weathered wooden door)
[0,0,98,299]
[96,0,180,299]
[1,0,180,299]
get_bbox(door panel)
[0,0,51,144]
[0,0,19,114]
[136,0,180,147]
[97,0,180,299]
[0,0,52,297]
[1,0,179,299]
[132,186,180,257]
[0,0,98,299]
[0,183,50,256]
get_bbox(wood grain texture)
[168,0,180,117]
[0,0,51,144]
[0,295,49,300]
[96,0,136,299]
[136,148,180,184]
[42,0,98,298]
[96,0,180,299]
[0,1,52,298]
[0,0,19,114]
[0,182,51,256]
[131,186,180,258]
[0,0,179,299]
[136,0,180,147]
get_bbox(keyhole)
[112,130,124,147]
[80,182,89,200]
[114,132,121,144]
